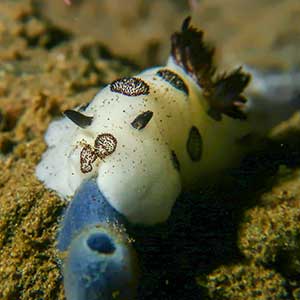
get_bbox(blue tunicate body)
[57,178,128,251]
[57,178,138,300]
[64,225,138,300]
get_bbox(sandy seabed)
[0,1,300,299]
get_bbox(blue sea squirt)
[58,179,138,300]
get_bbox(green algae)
[204,133,300,299]
[207,263,289,300]
[0,140,66,300]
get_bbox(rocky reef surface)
[0,0,300,299]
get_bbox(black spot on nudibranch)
[110,77,150,96]
[64,109,93,128]
[80,144,97,173]
[171,150,180,171]
[131,110,153,130]
[94,133,117,159]
[80,133,117,174]
[157,69,189,95]
[186,126,202,161]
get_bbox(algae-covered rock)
[234,166,300,299]
[0,140,66,300]
[239,168,300,277]
[206,263,289,300]
[294,288,300,300]
[0,0,136,153]
[42,0,300,70]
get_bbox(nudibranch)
[35,16,300,300]
[36,17,256,225]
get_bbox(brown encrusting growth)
[204,161,300,299]
[1,1,300,300]
[0,140,66,300]
[239,167,300,276]
[110,77,150,96]
[171,17,250,120]
[206,263,288,300]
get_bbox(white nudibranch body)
[36,18,254,225]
